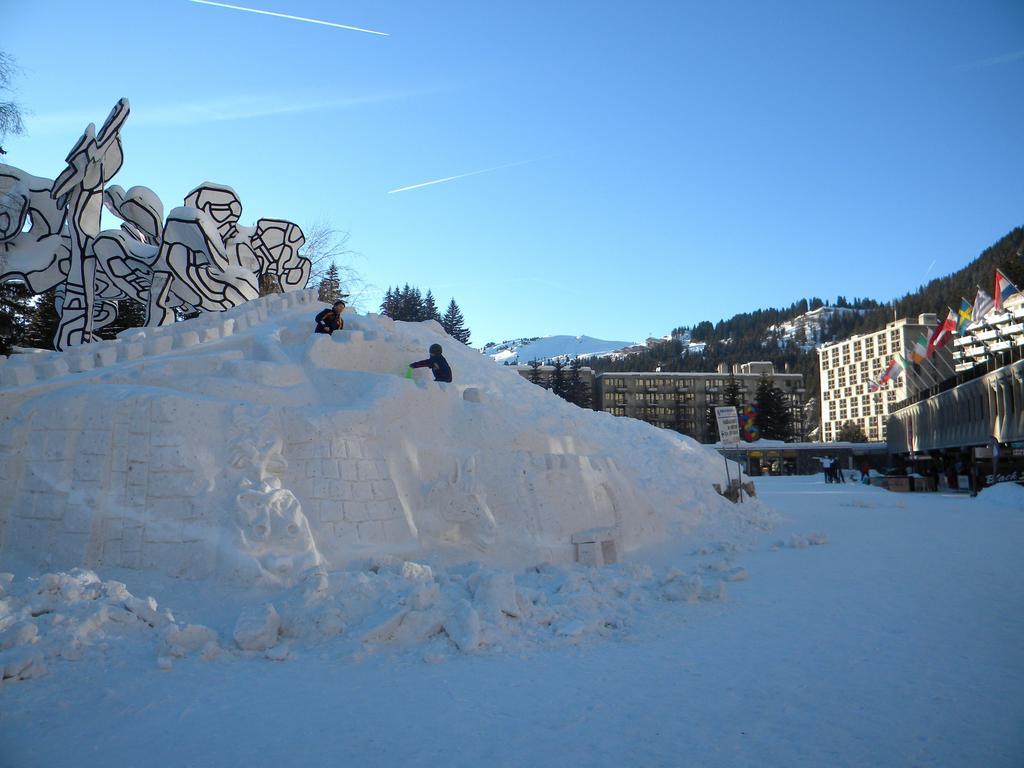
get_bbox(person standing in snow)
[314,300,346,335]
[820,456,833,483]
[833,456,846,483]
[409,343,453,382]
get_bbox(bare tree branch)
[0,52,25,154]
[301,220,373,311]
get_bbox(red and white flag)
[927,309,956,356]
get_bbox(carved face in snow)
[235,487,321,580]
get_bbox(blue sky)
[4,1,1023,345]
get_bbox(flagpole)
[923,350,952,382]
[901,347,930,392]
[910,350,941,388]
[927,308,958,378]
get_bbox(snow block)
[233,604,281,651]
[1,363,36,387]
[199,327,221,343]
[144,337,174,356]
[443,599,481,652]
[174,331,200,350]
[92,345,118,368]
[36,358,70,378]
[572,527,618,566]
[66,354,94,373]
[118,342,144,362]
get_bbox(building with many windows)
[886,296,1024,487]
[516,363,805,442]
[818,314,950,443]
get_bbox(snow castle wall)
[0,291,758,584]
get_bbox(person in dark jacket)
[410,343,452,382]
[314,301,346,335]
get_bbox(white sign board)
[715,406,741,445]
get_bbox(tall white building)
[818,314,949,443]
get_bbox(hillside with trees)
[589,226,1024,404]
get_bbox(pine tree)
[837,420,868,442]
[567,357,592,408]
[441,299,470,344]
[387,284,420,322]
[705,405,720,443]
[96,299,147,340]
[22,287,60,350]
[318,263,342,303]
[0,281,33,354]
[754,374,793,441]
[723,375,742,408]
[527,359,545,388]
[403,285,424,321]
[550,360,567,400]
[380,286,397,318]
[423,290,441,322]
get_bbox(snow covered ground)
[3,475,1021,767]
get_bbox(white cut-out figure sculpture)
[49,99,130,348]
[0,99,313,346]
[105,184,165,244]
[182,182,261,274]
[251,218,309,292]
[184,182,242,245]
[0,165,70,293]
[92,185,163,322]
[155,206,261,323]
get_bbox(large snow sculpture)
[49,99,130,348]
[0,99,311,349]
[0,166,69,294]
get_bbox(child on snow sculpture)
[314,300,345,335]
[409,343,453,382]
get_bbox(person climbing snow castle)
[409,343,452,382]
[314,300,346,335]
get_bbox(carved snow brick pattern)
[228,406,322,585]
[284,428,411,556]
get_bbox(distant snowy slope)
[483,334,638,365]
[767,305,865,351]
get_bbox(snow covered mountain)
[482,334,638,365]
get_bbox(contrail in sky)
[388,159,537,194]
[187,0,389,36]
[956,49,1024,71]
[924,258,936,277]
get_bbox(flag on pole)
[927,309,956,355]
[973,288,994,322]
[956,298,973,334]
[887,354,905,381]
[995,269,1019,309]
[910,333,928,363]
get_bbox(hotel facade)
[817,314,950,443]
[517,363,806,442]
